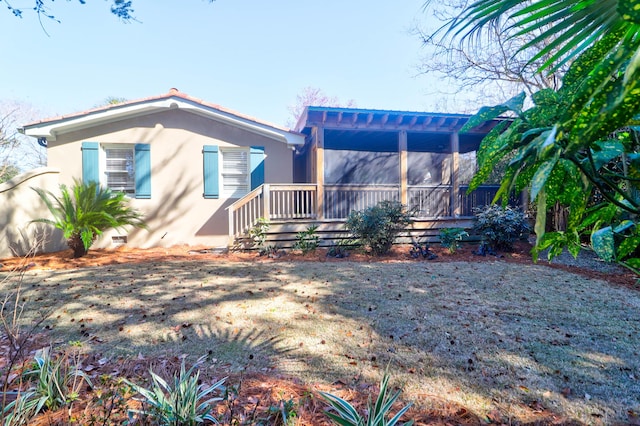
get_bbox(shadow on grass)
[3,259,639,424]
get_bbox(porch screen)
[324,150,399,185]
[407,152,451,185]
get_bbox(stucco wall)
[0,168,66,258]
[47,109,294,249]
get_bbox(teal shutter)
[250,146,265,190]
[81,142,100,184]
[134,144,151,199]
[203,145,219,199]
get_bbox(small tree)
[345,201,412,255]
[32,180,147,258]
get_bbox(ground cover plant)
[0,247,639,425]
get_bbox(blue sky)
[1,0,441,127]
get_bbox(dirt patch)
[2,241,635,288]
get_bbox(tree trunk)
[67,234,89,258]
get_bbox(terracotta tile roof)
[22,88,298,134]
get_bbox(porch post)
[314,127,325,220]
[263,184,271,221]
[451,132,461,217]
[399,130,408,205]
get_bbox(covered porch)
[228,106,517,245]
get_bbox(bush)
[248,217,270,250]
[439,228,468,253]
[345,201,412,255]
[473,205,530,251]
[293,224,319,254]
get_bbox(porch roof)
[295,106,503,134]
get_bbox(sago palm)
[33,179,146,258]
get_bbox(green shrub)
[32,179,146,258]
[439,228,468,254]
[126,356,226,426]
[248,217,270,250]
[473,205,530,251]
[320,371,413,426]
[345,201,412,255]
[293,224,320,254]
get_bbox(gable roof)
[20,88,304,146]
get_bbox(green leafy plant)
[23,347,92,411]
[1,391,42,426]
[293,224,320,254]
[248,217,270,251]
[126,356,226,426]
[320,371,413,426]
[327,238,353,258]
[32,179,146,258]
[439,228,468,254]
[445,0,640,273]
[345,201,412,256]
[473,205,530,252]
[266,397,298,425]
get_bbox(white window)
[103,145,135,194]
[221,148,249,198]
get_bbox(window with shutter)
[221,149,249,198]
[104,146,136,194]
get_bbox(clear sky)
[1,0,442,127]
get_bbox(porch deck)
[228,183,509,246]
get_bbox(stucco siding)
[47,109,294,249]
[0,168,66,258]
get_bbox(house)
[17,88,304,252]
[5,89,509,256]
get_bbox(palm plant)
[32,179,146,258]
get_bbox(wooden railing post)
[450,132,461,217]
[399,130,408,206]
[263,184,271,221]
[227,205,235,247]
[314,127,325,220]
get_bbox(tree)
[286,87,356,129]
[33,180,147,257]
[445,0,640,272]
[417,0,566,111]
[0,101,46,183]
[4,0,215,22]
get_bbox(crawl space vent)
[112,236,127,245]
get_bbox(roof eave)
[21,95,304,146]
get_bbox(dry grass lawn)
[2,257,639,424]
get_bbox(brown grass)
[1,247,639,424]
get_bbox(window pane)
[105,147,135,193]
[221,149,249,197]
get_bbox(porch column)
[451,132,461,217]
[399,130,408,205]
[314,126,325,220]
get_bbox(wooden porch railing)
[407,185,451,218]
[323,185,400,219]
[228,183,519,242]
